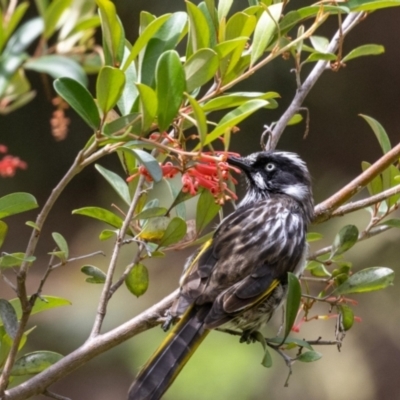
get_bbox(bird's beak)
[227,156,251,173]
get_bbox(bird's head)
[228,151,314,219]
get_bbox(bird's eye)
[265,163,275,171]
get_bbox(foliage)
[0,0,399,399]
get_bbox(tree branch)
[269,12,365,150]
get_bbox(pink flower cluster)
[0,145,27,177]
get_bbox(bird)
[128,150,314,400]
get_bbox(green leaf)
[361,161,383,196]
[53,78,100,130]
[330,225,359,258]
[158,217,187,248]
[72,207,123,229]
[185,94,208,146]
[122,14,171,71]
[126,149,163,183]
[309,36,329,53]
[25,55,88,87]
[139,217,170,242]
[99,229,117,241]
[156,50,186,131]
[51,232,69,260]
[267,336,314,351]
[195,190,220,234]
[200,99,269,148]
[118,46,138,115]
[287,113,303,126]
[297,351,322,363]
[186,1,210,54]
[359,114,391,154]
[96,0,125,66]
[347,0,400,11]
[377,218,400,228]
[342,44,385,62]
[43,0,71,39]
[11,351,63,376]
[218,0,234,21]
[306,261,331,277]
[184,48,219,92]
[0,193,38,219]
[284,273,301,341]
[0,253,36,268]
[302,52,337,64]
[96,66,126,114]
[125,263,149,297]
[338,304,354,331]
[203,91,279,112]
[0,299,18,339]
[261,346,273,368]
[133,207,168,220]
[0,54,27,98]
[81,265,106,284]
[95,164,131,205]
[102,113,141,136]
[136,83,158,132]
[333,267,395,295]
[250,3,283,66]
[0,221,7,248]
[214,37,248,59]
[4,296,71,324]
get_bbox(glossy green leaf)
[81,265,106,284]
[51,232,69,260]
[122,14,171,71]
[11,351,63,376]
[267,336,314,351]
[184,48,219,92]
[284,272,301,341]
[218,0,234,21]
[203,91,278,112]
[196,190,220,234]
[156,50,186,131]
[25,55,88,87]
[214,37,248,59]
[125,263,149,297]
[250,3,283,66]
[54,78,100,130]
[306,232,323,242]
[330,225,359,258]
[95,164,131,205]
[306,261,331,277]
[136,83,158,132]
[303,52,337,64]
[99,229,117,241]
[43,0,71,38]
[139,217,170,242]
[338,304,354,331]
[0,2,29,52]
[377,218,400,228]
[0,300,18,339]
[261,347,273,368]
[347,0,400,11]
[3,17,43,56]
[334,267,395,295]
[102,113,141,136]
[361,161,383,196]
[0,54,27,98]
[134,207,168,220]
[127,149,162,182]
[118,46,138,115]
[158,217,187,248]
[200,99,269,147]
[187,1,210,54]
[342,44,385,62]
[140,12,187,88]
[309,36,329,53]
[287,113,303,126]
[5,296,71,324]
[96,66,125,114]
[297,351,322,363]
[0,193,38,219]
[0,221,8,248]
[360,114,391,154]
[186,94,208,146]
[96,0,125,66]
[72,207,123,229]
[0,253,35,268]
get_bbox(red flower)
[0,145,27,177]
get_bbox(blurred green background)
[1,1,400,399]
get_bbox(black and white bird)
[128,151,314,400]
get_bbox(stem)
[89,175,146,338]
[269,12,365,150]
[3,290,179,400]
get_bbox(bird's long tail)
[128,307,210,400]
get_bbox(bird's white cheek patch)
[282,184,307,201]
[253,172,267,190]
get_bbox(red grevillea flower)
[0,145,27,177]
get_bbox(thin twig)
[43,390,71,400]
[269,12,365,150]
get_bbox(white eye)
[265,163,275,171]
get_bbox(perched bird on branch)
[128,151,314,400]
